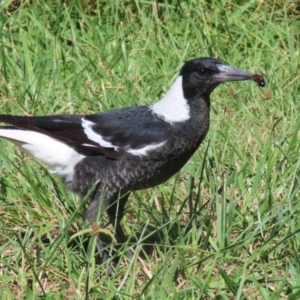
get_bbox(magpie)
[0,57,254,264]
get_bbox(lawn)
[0,0,300,299]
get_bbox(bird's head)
[180,57,253,98]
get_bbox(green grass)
[0,0,300,299]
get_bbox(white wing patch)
[82,119,116,149]
[0,129,85,181]
[81,118,166,156]
[150,76,190,123]
[127,141,166,156]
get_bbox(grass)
[0,0,300,299]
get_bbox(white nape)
[0,129,85,181]
[149,76,190,123]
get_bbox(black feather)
[0,57,255,271]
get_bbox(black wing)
[84,106,170,151]
[0,107,171,158]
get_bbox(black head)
[180,57,252,99]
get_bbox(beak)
[214,63,252,82]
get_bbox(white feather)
[82,119,115,148]
[127,141,166,156]
[149,76,190,123]
[0,129,85,181]
[82,118,166,156]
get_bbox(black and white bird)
[0,57,254,263]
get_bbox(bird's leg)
[107,192,130,244]
[84,189,132,269]
[107,192,134,259]
[84,192,111,263]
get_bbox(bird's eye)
[198,68,208,76]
